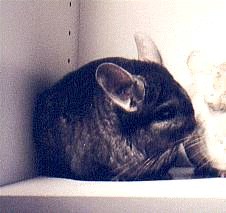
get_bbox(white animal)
[186,51,226,176]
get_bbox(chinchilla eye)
[155,106,177,121]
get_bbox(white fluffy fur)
[187,51,226,171]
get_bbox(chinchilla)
[33,33,196,180]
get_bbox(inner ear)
[96,63,133,95]
[95,63,145,112]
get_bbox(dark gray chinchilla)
[33,34,196,181]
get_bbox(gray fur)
[34,57,196,181]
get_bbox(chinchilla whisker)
[184,137,205,149]
[135,151,170,180]
[188,149,202,159]
[111,161,139,181]
[187,145,210,161]
[197,158,212,169]
[134,156,158,180]
[175,135,194,144]
[185,141,202,150]
[185,134,205,143]
[173,134,204,147]
[111,154,157,181]
[112,158,137,174]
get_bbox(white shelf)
[1,177,226,213]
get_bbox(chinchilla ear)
[95,63,145,112]
[187,50,220,74]
[134,32,162,64]
[187,50,206,73]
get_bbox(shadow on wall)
[0,67,56,186]
[31,69,58,178]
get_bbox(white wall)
[0,0,79,186]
